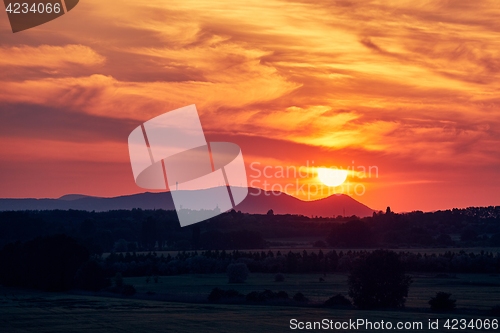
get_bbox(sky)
[1,0,499,212]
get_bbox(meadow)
[126,272,500,311]
[2,272,499,333]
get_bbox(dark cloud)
[0,103,137,143]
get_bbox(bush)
[274,273,285,282]
[246,291,263,302]
[121,284,136,296]
[208,288,244,302]
[260,289,276,300]
[348,250,412,309]
[208,288,225,302]
[245,290,288,302]
[429,292,456,311]
[324,294,352,308]
[293,292,308,302]
[276,291,289,299]
[226,263,249,283]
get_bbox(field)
[125,272,500,311]
[110,247,500,258]
[1,273,499,333]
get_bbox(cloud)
[0,103,136,143]
[0,44,105,68]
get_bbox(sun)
[317,167,348,187]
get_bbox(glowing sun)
[317,168,348,187]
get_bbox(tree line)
[1,205,500,252]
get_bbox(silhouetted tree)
[293,292,308,302]
[327,220,373,247]
[121,284,136,296]
[0,234,89,291]
[348,250,412,309]
[226,263,249,283]
[429,292,456,311]
[324,294,352,308]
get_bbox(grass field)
[127,272,500,311]
[1,273,499,332]
[0,290,497,333]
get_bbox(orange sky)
[1,0,499,212]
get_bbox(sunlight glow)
[317,168,348,187]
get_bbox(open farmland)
[126,272,500,311]
[1,272,499,333]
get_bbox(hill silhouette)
[0,187,374,217]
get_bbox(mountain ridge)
[0,187,374,217]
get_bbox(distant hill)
[239,188,373,217]
[0,188,374,217]
[58,194,97,201]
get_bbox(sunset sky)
[1,0,499,212]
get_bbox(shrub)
[293,292,308,302]
[274,273,285,282]
[244,290,288,302]
[121,284,136,296]
[429,292,456,311]
[208,288,226,302]
[226,263,249,283]
[224,289,243,298]
[324,294,352,308]
[208,288,244,302]
[348,250,412,309]
[276,291,289,299]
[246,291,263,302]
